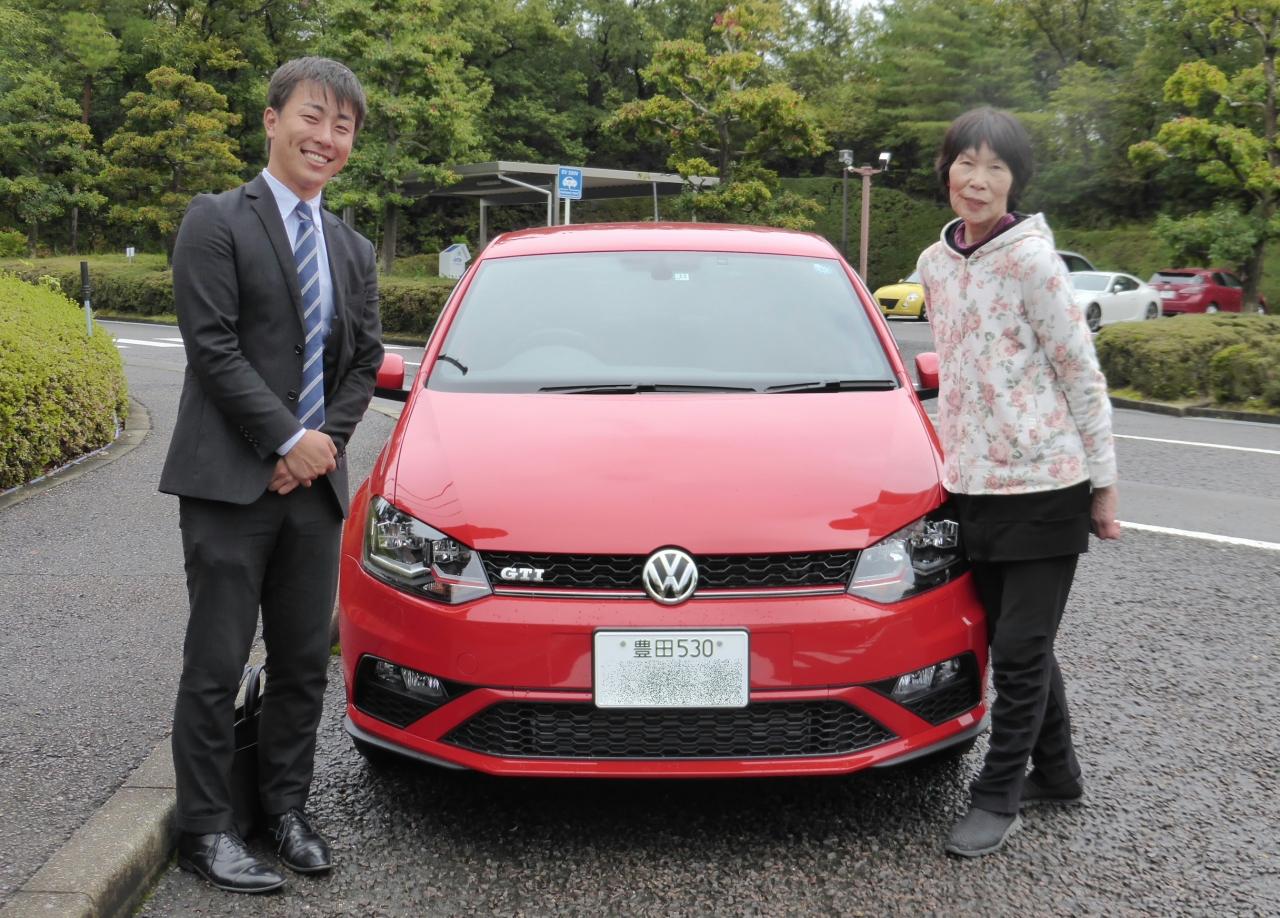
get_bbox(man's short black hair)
[936,107,1033,210]
[267,57,367,132]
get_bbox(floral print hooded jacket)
[916,213,1117,496]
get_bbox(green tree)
[606,0,827,227]
[321,0,491,272]
[53,10,120,251]
[0,72,105,253]
[103,66,242,260]
[1129,1,1280,306]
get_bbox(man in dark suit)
[160,57,382,893]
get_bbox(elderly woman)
[916,107,1121,857]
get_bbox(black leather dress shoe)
[266,808,332,873]
[177,831,285,893]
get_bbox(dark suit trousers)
[173,485,341,834]
[968,555,1082,815]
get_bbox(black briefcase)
[231,662,266,837]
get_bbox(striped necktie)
[292,201,325,430]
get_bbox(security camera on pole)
[840,150,892,283]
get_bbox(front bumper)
[339,558,987,777]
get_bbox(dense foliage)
[0,271,129,489]
[1095,314,1280,406]
[0,0,1277,291]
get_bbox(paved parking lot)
[2,319,1277,915]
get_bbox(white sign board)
[438,243,471,279]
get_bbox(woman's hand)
[1091,485,1122,540]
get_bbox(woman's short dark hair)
[267,57,367,132]
[936,107,1033,210]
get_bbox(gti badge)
[500,566,546,582]
[642,548,698,605]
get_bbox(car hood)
[873,282,923,300]
[384,389,943,554]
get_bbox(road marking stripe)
[1121,521,1280,551]
[114,338,185,348]
[159,337,185,343]
[1115,434,1280,456]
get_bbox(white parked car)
[1068,271,1162,332]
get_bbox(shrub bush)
[1095,314,1280,404]
[0,229,27,257]
[0,257,459,336]
[0,272,129,490]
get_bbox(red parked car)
[340,224,988,778]
[1148,268,1267,314]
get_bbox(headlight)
[363,495,492,604]
[904,292,921,302]
[847,509,965,603]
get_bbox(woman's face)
[948,143,1013,228]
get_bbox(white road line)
[384,345,411,350]
[159,337,185,343]
[114,338,186,348]
[1115,434,1280,456]
[405,361,421,368]
[1120,521,1280,552]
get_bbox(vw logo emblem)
[642,548,698,605]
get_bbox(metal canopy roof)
[423,161,718,206]
[417,161,720,246]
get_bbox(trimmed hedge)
[1095,314,1280,407]
[0,257,457,338]
[0,272,129,489]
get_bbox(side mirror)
[373,353,408,402]
[914,352,939,400]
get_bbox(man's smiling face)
[264,80,356,199]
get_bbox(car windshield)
[1151,272,1200,285]
[428,251,896,393]
[905,270,921,283]
[1069,273,1109,292]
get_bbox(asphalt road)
[2,319,1277,915]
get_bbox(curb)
[0,745,176,918]
[97,314,426,347]
[0,400,151,513]
[1109,395,1279,425]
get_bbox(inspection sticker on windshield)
[593,630,748,708]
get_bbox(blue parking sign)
[558,167,583,200]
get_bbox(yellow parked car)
[873,271,928,321]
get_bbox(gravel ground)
[139,530,1280,916]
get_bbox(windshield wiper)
[538,383,757,394]
[435,353,468,374]
[764,379,898,393]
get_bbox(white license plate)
[1160,290,1175,299]
[593,630,749,708]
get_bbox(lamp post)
[838,149,853,256]
[846,151,892,283]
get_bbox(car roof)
[481,223,840,259]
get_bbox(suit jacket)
[160,174,383,517]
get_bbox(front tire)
[1086,303,1102,332]
[917,302,928,322]
[1145,302,1159,320]
[1206,303,1220,314]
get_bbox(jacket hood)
[936,212,1054,259]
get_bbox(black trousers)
[172,485,341,835]
[968,555,1082,815]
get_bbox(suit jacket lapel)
[246,174,304,323]
[321,208,348,329]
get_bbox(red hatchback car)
[339,224,988,778]
[1148,268,1266,314]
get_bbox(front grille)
[878,297,900,309]
[442,701,894,759]
[482,551,859,592]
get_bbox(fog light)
[892,656,963,700]
[369,658,448,702]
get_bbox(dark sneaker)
[1020,771,1084,808]
[945,808,1021,858]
